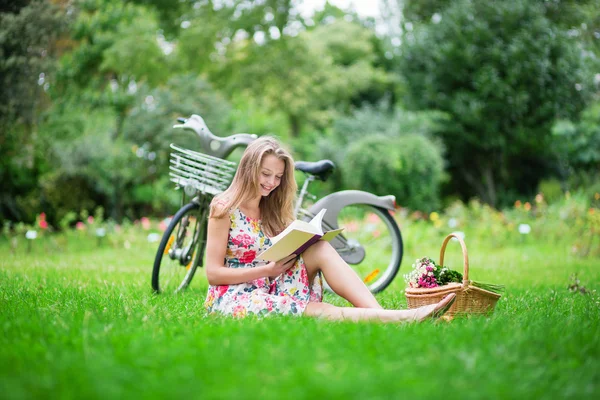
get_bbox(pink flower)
[159,220,167,232]
[265,297,273,311]
[239,250,256,264]
[40,212,46,221]
[346,221,359,233]
[87,216,94,224]
[141,217,151,230]
[231,233,254,248]
[367,213,379,224]
[39,220,48,230]
[76,221,85,230]
[300,266,308,286]
[255,278,267,288]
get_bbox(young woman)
[204,137,456,322]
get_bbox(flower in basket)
[404,257,463,289]
[404,257,505,294]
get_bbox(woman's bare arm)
[204,209,272,285]
[205,204,296,285]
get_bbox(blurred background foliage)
[1,0,599,227]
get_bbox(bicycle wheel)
[322,204,403,293]
[151,202,206,294]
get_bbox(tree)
[210,19,392,137]
[399,0,589,206]
[0,0,67,222]
[39,0,174,221]
[55,0,170,139]
[552,101,600,177]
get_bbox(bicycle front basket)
[169,144,237,196]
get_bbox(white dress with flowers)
[204,208,323,317]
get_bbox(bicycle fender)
[173,114,256,158]
[307,190,396,230]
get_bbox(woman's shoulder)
[210,196,234,218]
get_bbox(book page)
[257,230,318,262]
[320,227,344,242]
[308,208,326,235]
[270,219,320,244]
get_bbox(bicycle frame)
[295,177,397,264]
[165,190,211,266]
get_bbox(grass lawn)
[1,223,599,399]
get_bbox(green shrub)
[538,178,564,205]
[343,134,443,211]
[39,172,99,226]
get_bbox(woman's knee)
[304,240,333,263]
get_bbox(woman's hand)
[266,254,298,278]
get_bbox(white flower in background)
[147,233,161,243]
[518,224,531,234]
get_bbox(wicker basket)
[405,233,501,317]
[169,144,237,196]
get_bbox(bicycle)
[151,114,404,295]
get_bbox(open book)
[256,209,344,262]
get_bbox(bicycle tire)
[323,204,403,294]
[151,202,206,294]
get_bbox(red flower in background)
[39,213,48,230]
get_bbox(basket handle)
[439,232,469,287]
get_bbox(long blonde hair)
[210,136,297,237]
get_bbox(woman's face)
[258,154,285,197]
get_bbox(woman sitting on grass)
[204,136,456,322]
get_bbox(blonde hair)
[210,136,297,237]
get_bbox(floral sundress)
[204,208,323,317]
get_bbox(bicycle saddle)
[295,160,335,181]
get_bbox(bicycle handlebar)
[173,114,257,159]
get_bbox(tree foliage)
[0,0,67,222]
[344,134,444,212]
[206,18,393,137]
[399,0,589,206]
[552,100,600,176]
[1,0,598,225]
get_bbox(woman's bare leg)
[304,294,456,323]
[302,241,382,309]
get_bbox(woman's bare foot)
[412,293,457,322]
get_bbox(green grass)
[1,226,599,399]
